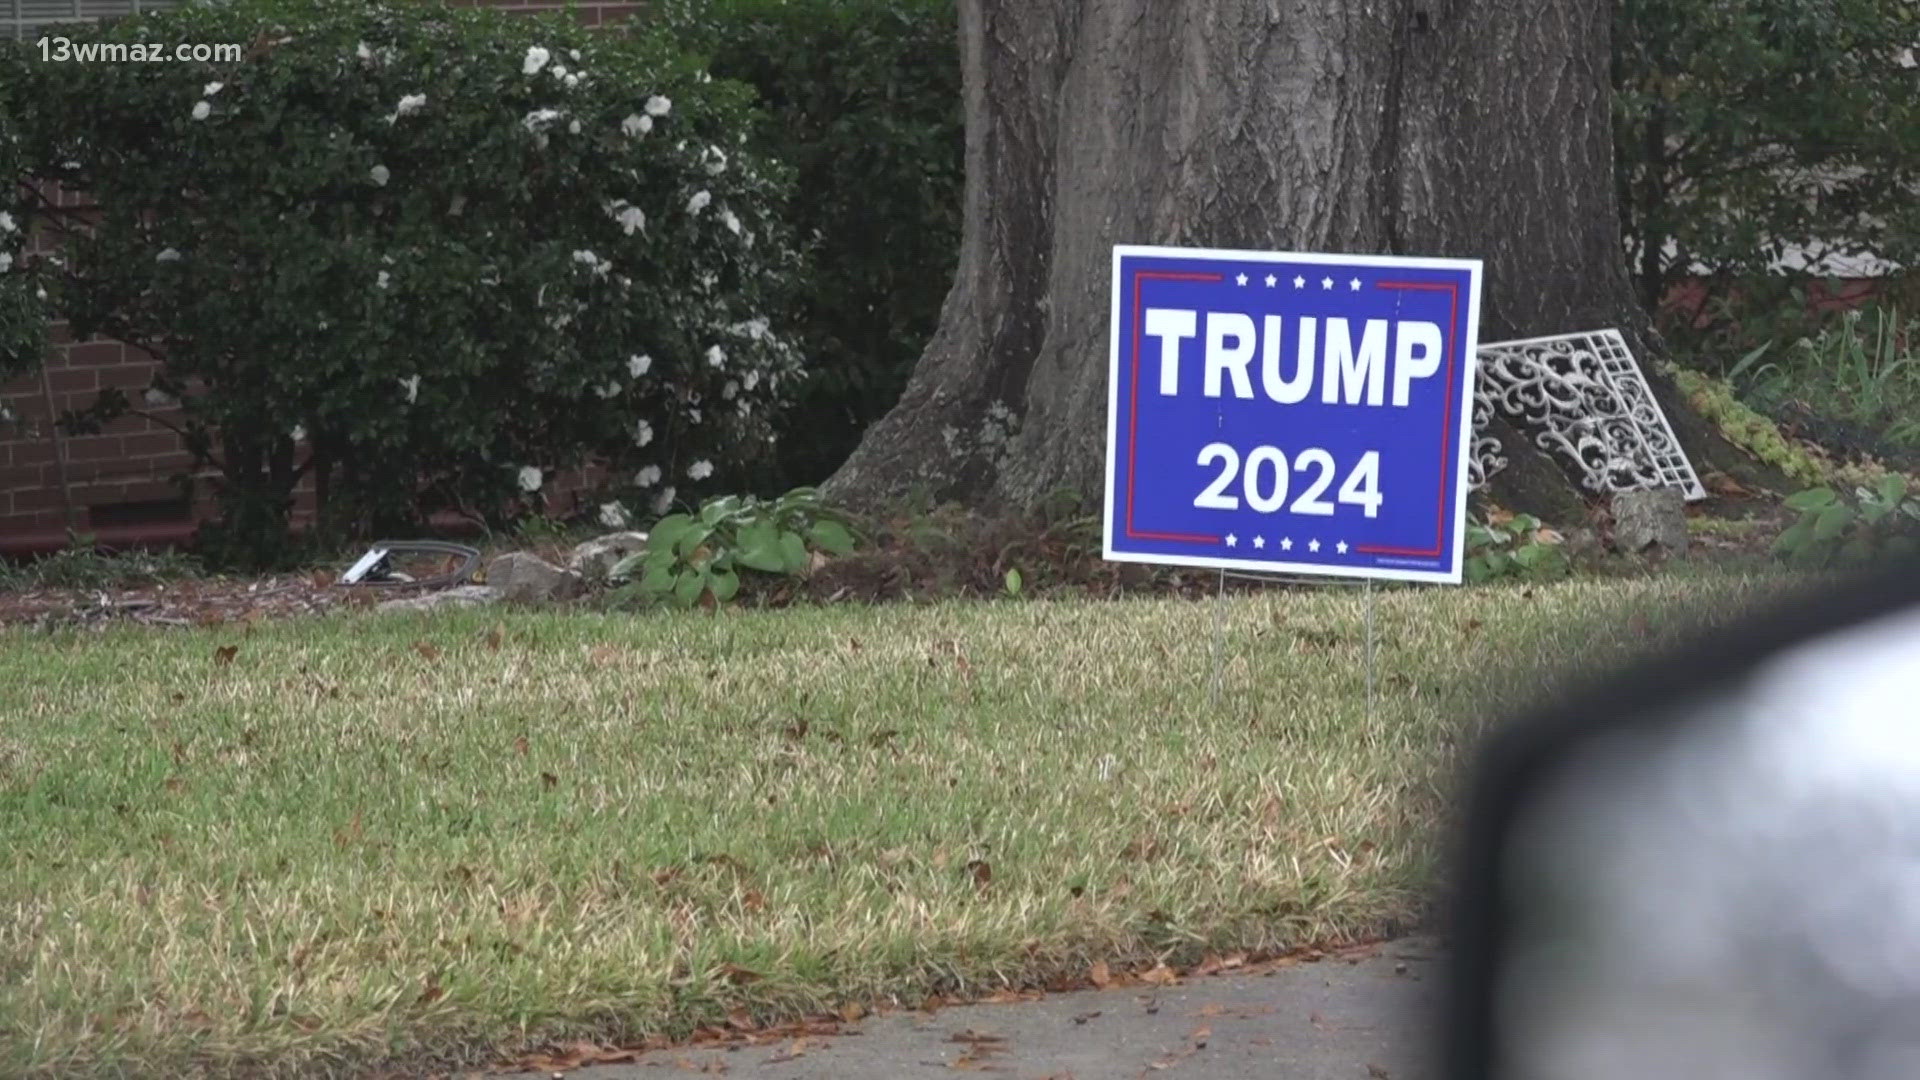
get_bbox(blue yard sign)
[1104,244,1484,585]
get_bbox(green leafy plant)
[0,538,203,592]
[7,0,806,568]
[1772,475,1920,566]
[1732,307,1920,454]
[1002,567,1023,597]
[609,487,856,607]
[1465,513,1572,584]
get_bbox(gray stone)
[485,552,582,602]
[374,584,503,614]
[567,531,651,580]
[1611,487,1690,555]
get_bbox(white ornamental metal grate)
[1469,329,1706,502]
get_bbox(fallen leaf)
[484,626,504,651]
[839,1002,868,1023]
[413,641,442,662]
[1189,1025,1211,1047]
[965,859,992,887]
[212,644,238,666]
[741,889,766,912]
[589,644,620,667]
[540,771,558,789]
[1367,1066,1393,1079]
[719,963,762,985]
[671,1056,728,1073]
[163,776,187,795]
[513,735,529,757]
[1462,618,1483,636]
[765,1038,812,1062]
[416,973,445,1006]
[1072,1011,1101,1024]
[947,1030,1005,1047]
[332,812,362,849]
[1089,961,1111,988]
[1140,964,1180,987]
[868,729,899,747]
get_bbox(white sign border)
[1102,243,1485,586]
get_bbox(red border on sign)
[1355,280,1461,558]
[1126,269,1224,543]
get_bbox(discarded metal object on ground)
[336,540,481,589]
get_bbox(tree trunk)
[825,0,1770,516]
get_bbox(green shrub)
[657,0,963,492]
[1772,476,1920,567]
[609,486,856,606]
[1614,0,1920,311]
[1465,513,1572,584]
[0,59,46,392]
[7,0,805,568]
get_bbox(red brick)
[64,341,126,367]
[42,367,97,395]
[6,485,72,513]
[123,431,187,458]
[2,439,57,471]
[96,364,160,392]
[64,435,125,462]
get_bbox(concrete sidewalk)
[524,938,1445,1080]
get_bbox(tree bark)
[825,0,1764,515]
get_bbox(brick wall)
[0,0,643,551]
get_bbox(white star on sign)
[1236,273,1248,286]
[1264,274,1277,287]
[1225,533,1238,547]
[1308,539,1322,553]
[1349,278,1362,291]
[1337,540,1350,554]
[1280,537,1294,551]
[1293,275,1306,289]
[1253,535,1266,549]
[1321,277,1334,290]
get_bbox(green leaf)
[675,524,714,560]
[1771,517,1815,557]
[1878,473,1909,506]
[1003,567,1022,595]
[1812,502,1855,542]
[673,569,705,606]
[779,531,809,575]
[1784,487,1838,511]
[701,495,743,526]
[639,562,677,595]
[808,519,855,556]
[1465,556,1491,583]
[608,551,646,582]
[708,566,740,602]
[649,514,695,553]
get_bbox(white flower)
[523,109,563,133]
[191,100,211,121]
[687,190,711,215]
[635,464,661,488]
[569,48,581,61]
[722,380,738,400]
[687,460,713,481]
[356,41,372,60]
[523,46,551,75]
[633,418,653,446]
[706,345,726,368]
[517,465,544,492]
[0,252,11,273]
[400,374,420,403]
[376,270,391,289]
[743,369,761,391]
[621,113,653,137]
[144,387,175,406]
[551,63,568,79]
[155,248,181,263]
[0,211,14,232]
[688,408,702,424]
[449,194,466,217]
[652,485,676,515]
[568,118,581,134]
[705,147,728,175]
[598,502,630,529]
[370,164,390,186]
[389,93,426,122]
[609,203,646,235]
[720,209,742,236]
[628,354,651,378]
[204,81,224,96]
[594,381,621,399]
[644,94,671,117]
[573,249,600,267]
[290,425,306,442]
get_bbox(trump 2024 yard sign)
[1104,245,1483,585]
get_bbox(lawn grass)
[0,571,1794,1077]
